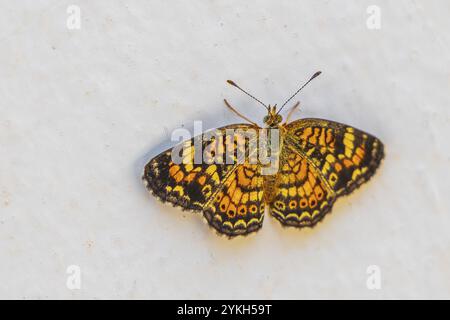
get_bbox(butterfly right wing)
[269,118,384,228]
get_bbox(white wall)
[0,0,449,299]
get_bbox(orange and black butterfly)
[143,72,384,237]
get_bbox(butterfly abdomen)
[263,175,278,204]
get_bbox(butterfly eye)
[263,115,269,123]
[276,115,282,123]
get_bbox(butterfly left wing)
[143,129,234,212]
[143,124,265,237]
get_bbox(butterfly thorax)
[261,107,287,204]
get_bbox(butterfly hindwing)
[270,148,336,227]
[203,163,265,236]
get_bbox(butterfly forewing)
[285,118,384,196]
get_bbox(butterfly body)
[143,75,384,237]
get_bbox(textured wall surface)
[1,0,449,299]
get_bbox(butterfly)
[143,72,384,237]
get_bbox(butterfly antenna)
[277,71,322,114]
[223,99,259,127]
[226,80,269,111]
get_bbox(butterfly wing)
[286,118,384,195]
[270,149,336,227]
[203,163,265,236]
[143,124,265,237]
[269,118,384,227]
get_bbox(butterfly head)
[263,105,283,127]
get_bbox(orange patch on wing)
[304,181,313,196]
[326,129,333,143]
[297,160,307,180]
[174,170,184,183]
[356,147,365,158]
[228,180,237,197]
[169,165,180,177]
[319,128,326,146]
[352,154,362,165]
[343,159,353,168]
[184,172,197,183]
[232,188,243,204]
[198,175,207,185]
[300,127,313,141]
[244,168,255,177]
[237,167,252,186]
[309,128,320,144]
